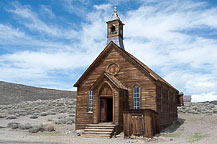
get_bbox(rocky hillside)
[0,81,76,105]
[0,98,76,124]
[0,97,76,133]
[178,102,217,114]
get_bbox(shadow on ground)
[161,118,185,133]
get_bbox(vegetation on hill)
[0,81,76,105]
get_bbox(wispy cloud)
[0,51,91,70]
[40,5,55,19]
[62,0,91,17]
[0,24,25,40]
[7,2,77,39]
[123,0,217,101]
[0,0,217,100]
[192,92,217,102]
[0,23,73,53]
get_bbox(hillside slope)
[0,81,76,105]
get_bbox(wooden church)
[74,8,182,138]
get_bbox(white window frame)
[133,85,140,109]
[89,90,93,112]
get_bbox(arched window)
[111,25,116,32]
[110,24,117,34]
[133,85,140,109]
[89,90,93,112]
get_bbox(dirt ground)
[0,113,217,144]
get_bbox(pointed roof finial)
[111,7,120,21]
[114,6,117,13]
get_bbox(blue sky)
[0,0,217,102]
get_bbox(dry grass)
[187,132,210,143]
[46,122,55,131]
[161,133,180,138]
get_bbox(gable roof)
[124,50,177,90]
[91,72,127,90]
[74,41,178,91]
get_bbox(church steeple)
[111,7,120,20]
[107,7,125,50]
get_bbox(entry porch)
[91,72,128,133]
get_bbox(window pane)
[89,90,93,112]
[133,85,140,109]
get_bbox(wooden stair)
[81,123,115,138]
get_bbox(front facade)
[74,9,180,133]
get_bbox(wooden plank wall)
[76,46,157,129]
[123,109,160,138]
[156,82,178,127]
[117,89,128,133]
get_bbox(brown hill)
[0,81,76,105]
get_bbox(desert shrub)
[44,122,55,132]
[8,122,20,129]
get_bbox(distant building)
[183,95,191,102]
[178,92,184,106]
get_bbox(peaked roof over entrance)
[74,41,177,91]
[91,72,127,90]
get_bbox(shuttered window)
[133,85,140,109]
[89,90,93,112]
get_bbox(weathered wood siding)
[156,82,178,127]
[76,86,93,129]
[123,109,160,138]
[118,89,128,132]
[76,46,157,129]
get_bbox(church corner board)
[73,8,183,138]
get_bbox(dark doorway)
[107,98,113,122]
[99,83,113,122]
[100,98,113,122]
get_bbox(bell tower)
[107,7,125,50]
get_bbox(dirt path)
[0,113,217,144]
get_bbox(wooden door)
[99,83,112,122]
[100,98,107,122]
[131,114,144,136]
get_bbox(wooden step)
[87,124,115,127]
[81,123,115,138]
[84,129,114,132]
[81,133,111,138]
[86,126,114,129]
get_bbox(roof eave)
[73,41,115,87]
[157,79,178,92]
